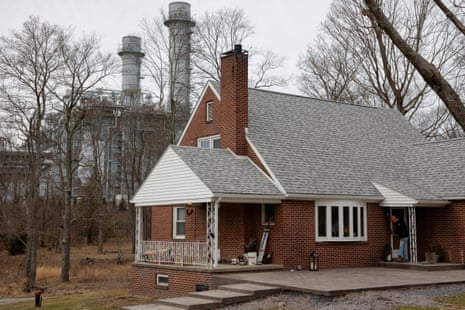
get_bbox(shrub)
[6,234,27,255]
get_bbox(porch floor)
[133,261,283,273]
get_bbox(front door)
[390,208,407,259]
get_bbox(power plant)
[164,1,195,142]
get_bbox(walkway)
[215,266,465,296]
[123,266,465,309]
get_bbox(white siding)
[131,147,213,206]
[372,182,417,207]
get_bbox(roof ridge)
[411,137,465,146]
[249,87,380,110]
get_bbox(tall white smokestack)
[164,1,195,142]
[118,35,145,105]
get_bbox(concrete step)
[188,289,254,305]
[218,283,281,297]
[121,304,181,310]
[157,296,222,310]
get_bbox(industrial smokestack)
[118,35,145,105]
[164,1,195,142]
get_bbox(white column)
[135,206,144,262]
[408,207,417,264]
[213,200,220,268]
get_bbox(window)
[156,274,169,287]
[316,201,367,242]
[206,101,213,122]
[173,207,186,239]
[262,204,275,226]
[197,135,221,149]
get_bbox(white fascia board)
[285,193,383,203]
[244,129,287,195]
[371,182,417,207]
[177,81,220,145]
[212,193,283,204]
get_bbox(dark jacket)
[395,219,409,238]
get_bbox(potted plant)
[425,243,443,263]
[240,237,258,265]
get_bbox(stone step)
[121,304,181,310]
[218,283,281,297]
[188,289,254,305]
[157,296,222,310]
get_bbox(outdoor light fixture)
[309,251,319,271]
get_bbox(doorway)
[390,208,407,259]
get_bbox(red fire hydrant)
[34,288,43,307]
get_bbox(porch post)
[213,200,220,268]
[206,201,220,269]
[135,206,143,262]
[408,207,417,264]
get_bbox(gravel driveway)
[223,284,465,309]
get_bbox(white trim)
[206,101,213,122]
[156,274,169,287]
[178,81,220,145]
[245,128,287,195]
[173,207,186,239]
[197,134,221,149]
[315,200,367,242]
[286,193,383,202]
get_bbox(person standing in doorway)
[391,215,409,262]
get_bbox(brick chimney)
[220,44,248,155]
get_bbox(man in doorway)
[391,215,409,262]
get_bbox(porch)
[138,240,282,272]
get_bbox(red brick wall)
[264,201,389,269]
[132,265,213,298]
[151,206,173,240]
[179,87,221,147]
[416,201,465,263]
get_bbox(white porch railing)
[140,240,208,266]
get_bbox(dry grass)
[0,241,153,309]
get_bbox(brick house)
[130,45,465,298]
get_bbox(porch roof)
[130,145,284,207]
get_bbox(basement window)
[156,274,169,287]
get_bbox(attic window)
[206,101,213,122]
[198,135,221,149]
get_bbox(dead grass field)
[0,241,153,309]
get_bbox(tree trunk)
[363,0,465,131]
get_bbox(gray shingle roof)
[405,139,465,199]
[171,145,282,196]
[247,89,427,197]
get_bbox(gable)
[131,147,212,207]
[178,81,221,147]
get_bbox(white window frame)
[173,207,186,239]
[315,200,367,242]
[261,204,275,226]
[197,135,221,149]
[156,274,169,287]
[206,101,213,122]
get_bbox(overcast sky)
[0,0,331,92]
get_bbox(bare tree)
[363,0,465,131]
[0,16,62,291]
[48,34,117,282]
[299,0,464,135]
